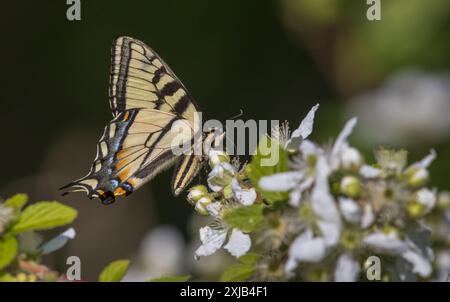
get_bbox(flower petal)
[289,104,320,142]
[332,117,358,159]
[359,165,381,178]
[363,232,408,254]
[338,198,361,224]
[318,221,341,247]
[311,156,341,224]
[224,229,251,258]
[334,253,361,282]
[411,149,436,169]
[286,229,327,273]
[207,162,236,192]
[402,249,432,277]
[231,179,256,206]
[194,226,227,258]
[39,228,76,255]
[259,171,303,192]
[361,204,375,228]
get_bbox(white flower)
[194,202,251,259]
[348,70,450,145]
[363,230,433,277]
[285,229,327,274]
[231,178,256,206]
[334,253,361,282]
[194,226,250,259]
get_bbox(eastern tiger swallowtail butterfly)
[60,36,213,205]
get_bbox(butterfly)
[60,36,214,205]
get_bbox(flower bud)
[340,176,361,198]
[195,196,213,216]
[207,163,236,192]
[187,185,209,205]
[405,167,429,188]
[407,188,436,217]
[208,149,230,168]
[341,147,363,171]
[437,191,450,210]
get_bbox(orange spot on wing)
[123,111,130,121]
[114,187,127,196]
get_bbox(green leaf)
[0,235,18,270]
[99,259,130,282]
[220,263,255,282]
[246,137,290,203]
[11,201,77,234]
[224,204,264,233]
[0,272,16,282]
[148,275,191,282]
[238,253,262,265]
[4,194,28,212]
[220,253,262,282]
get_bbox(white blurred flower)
[123,226,185,281]
[349,70,450,145]
[363,230,433,278]
[285,229,327,274]
[334,253,361,282]
[231,179,256,206]
[194,203,251,259]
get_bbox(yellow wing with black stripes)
[60,36,203,204]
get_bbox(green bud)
[340,176,361,198]
[405,167,429,188]
[187,185,209,205]
[195,196,213,216]
[437,191,450,210]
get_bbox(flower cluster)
[188,145,259,260]
[188,104,449,282]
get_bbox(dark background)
[0,0,449,280]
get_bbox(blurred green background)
[0,0,449,280]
